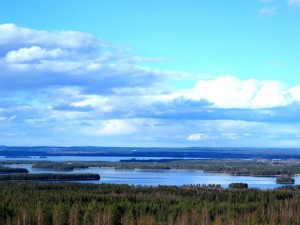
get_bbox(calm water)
[5,164,298,189]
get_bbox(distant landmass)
[1,146,300,159]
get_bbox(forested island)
[0,182,299,225]
[228,182,248,189]
[0,173,100,181]
[32,162,89,171]
[0,167,28,174]
[276,176,295,184]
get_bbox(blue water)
[5,164,297,189]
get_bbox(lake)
[5,163,298,189]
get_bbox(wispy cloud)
[257,0,300,15]
[288,0,300,7]
[187,133,209,141]
[268,61,289,66]
[258,6,277,15]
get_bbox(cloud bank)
[1,24,300,147]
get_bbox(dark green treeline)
[0,173,100,181]
[0,182,300,225]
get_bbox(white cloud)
[251,81,291,107]
[72,95,109,109]
[289,86,300,101]
[191,76,259,108]
[83,120,138,136]
[0,23,101,49]
[0,23,172,96]
[187,133,208,141]
[0,115,16,121]
[222,133,239,140]
[181,76,296,108]
[6,46,63,63]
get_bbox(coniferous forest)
[0,182,300,225]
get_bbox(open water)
[6,163,299,189]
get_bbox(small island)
[228,182,248,189]
[276,176,295,184]
[32,162,89,171]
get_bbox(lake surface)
[6,164,298,189]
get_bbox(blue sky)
[0,0,300,147]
